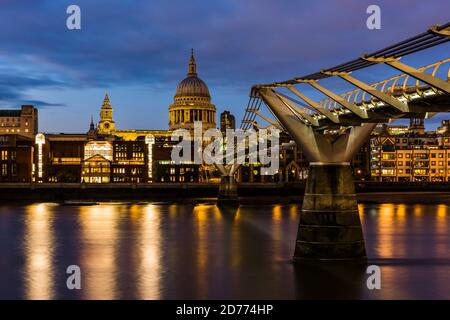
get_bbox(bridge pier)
[295,163,365,262]
[217,175,238,206]
[215,164,239,206]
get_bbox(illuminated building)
[97,94,115,135]
[151,137,199,182]
[436,119,450,135]
[82,140,113,183]
[111,140,147,183]
[371,126,450,182]
[0,134,34,182]
[0,105,38,138]
[387,125,409,136]
[41,133,86,182]
[27,50,220,183]
[220,111,235,133]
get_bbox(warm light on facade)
[145,134,155,181]
[84,141,113,160]
[35,133,45,180]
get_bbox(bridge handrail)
[320,57,450,112]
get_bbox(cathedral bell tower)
[98,93,115,134]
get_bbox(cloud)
[0,0,448,128]
[18,100,66,108]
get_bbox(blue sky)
[0,0,449,132]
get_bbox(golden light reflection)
[137,204,161,299]
[193,204,221,298]
[289,205,298,221]
[377,203,395,258]
[396,204,406,221]
[435,204,449,258]
[79,205,118,299]
[358,203,365,222]
[130,204,141,222]
[168,204,178,219]
[437,204,447,221]
[413,204,424,217]
[24,203,56,300]
[272,205,282,222]
[271,205,283,256]
[193,205,209,271]
[234,207,241,221]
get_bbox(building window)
[414,169,428,175]
[1,150,7,160]
[85,141,113,160]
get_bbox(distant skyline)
[0,0,449,132]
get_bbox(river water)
[0,202,449,299]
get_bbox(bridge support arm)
[275,92,320,126]
[254,110,284,130]
[336,73,409,113]
[287,86,340,123]
[308,82,368,119]
[258,88,326,162]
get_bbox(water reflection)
[79,205,119,299]
[0,201,447,299]
[294,262,366,299]
[136,204,162,299]
[23,203,56,300]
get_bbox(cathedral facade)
[169,49,216,132]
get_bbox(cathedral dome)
[175,76,210,98]
[174,49,210,98]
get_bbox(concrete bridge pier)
[215,164,239,206]
[259,88,376,262]
[297,162,365,261]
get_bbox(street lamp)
[145,134,155,182]
[35,133,45,182]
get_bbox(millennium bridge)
[217,22,450,262]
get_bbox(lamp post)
[35,133,45,183]
[145,135,155,182]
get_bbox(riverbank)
[0,182,449,203]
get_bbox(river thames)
[0,202,449,299]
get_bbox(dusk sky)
[0,0,449,132]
